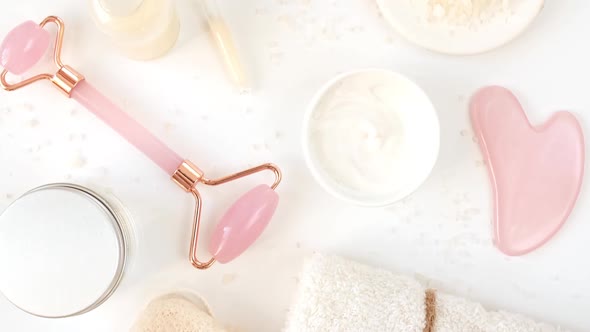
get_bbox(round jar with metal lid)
[0,183,134,318]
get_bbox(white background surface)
[0,0,589,331]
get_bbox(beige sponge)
[131,293,228,332]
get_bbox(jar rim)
[0,183,129,318]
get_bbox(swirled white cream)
[308,73,407,196]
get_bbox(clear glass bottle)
[89,0,180,60]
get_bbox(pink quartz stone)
[71,81,184,175]
[470,86,585,256]
[0,21,50,75]
[208,184,279,263]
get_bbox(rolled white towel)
[285,253,569,332]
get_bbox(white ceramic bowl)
[376,0,544,55]
[303,69,440,206]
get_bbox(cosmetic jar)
[303,69,440,206]
[0,183,134,318]
[89,0,180,60]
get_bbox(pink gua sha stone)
[0,21,50,75]
[470,86,585,256]
[209,185,279,263]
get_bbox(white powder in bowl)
[426,0,511,26]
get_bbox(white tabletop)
[0,0,589,331]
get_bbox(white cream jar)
[303,69,440,206]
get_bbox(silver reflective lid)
[0,183,128,318]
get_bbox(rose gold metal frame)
[1,15,284,271]
[0,16,84,96]
[173,161,282,269]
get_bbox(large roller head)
[0,21,50,75]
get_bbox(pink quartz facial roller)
[0,17,282,269]
[470,86,585,256]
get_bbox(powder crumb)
[5,193,13,200]
[274,131,283,140]
[296,242,302,249]
[276,15,296,30]
[222,274,237,285]
[349,26,365,33]
[460,129,469,136]
[320,25,339,40]
[29,119,39,127]
[164,122,175,133]
[70,109,78,116]
[72,154,87,168]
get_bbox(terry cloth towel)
[284,253,569,332]
[130,293,229,332]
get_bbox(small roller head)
[208,184,279,263]
[1,21,50,75]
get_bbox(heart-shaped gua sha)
[470,86,585,256]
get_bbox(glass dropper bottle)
[89,0,180,60]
